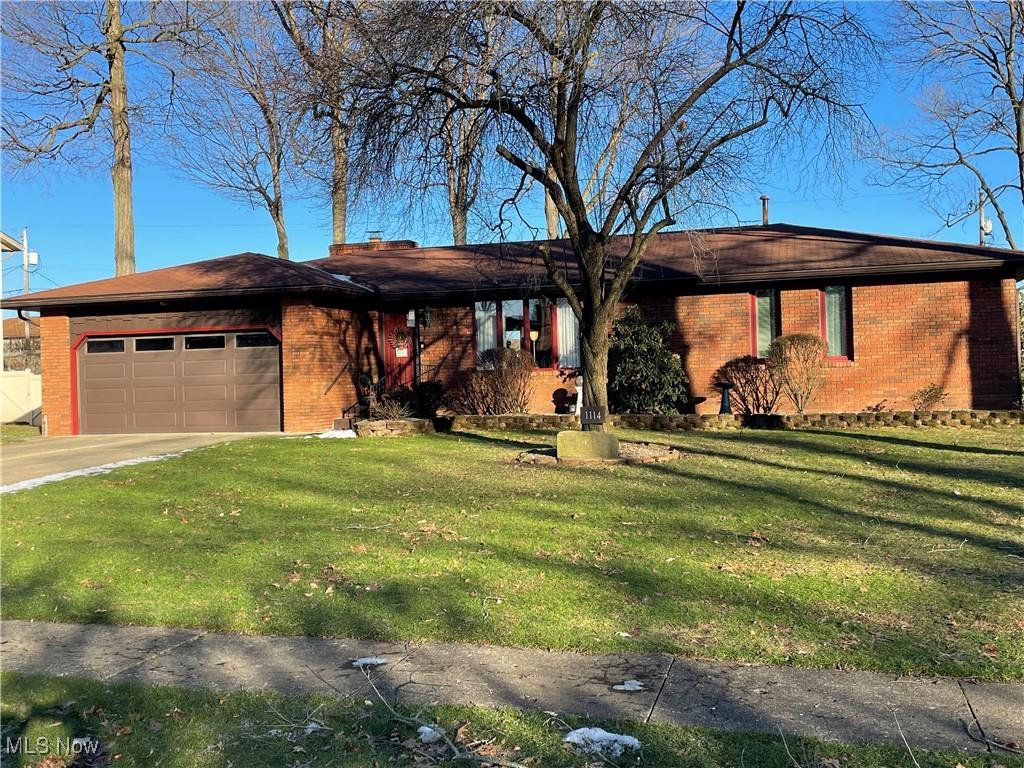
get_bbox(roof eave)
[0,282,371,312]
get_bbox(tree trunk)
[270,197,289,260]
[579,320,610,432]
[544,164,559,239]
[105,0,135,276]
[450,203,468,245]
[330,118,348,244]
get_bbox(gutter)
[0,281,376,312]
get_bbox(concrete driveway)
[1,432,274,490]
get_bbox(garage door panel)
[235,409,280,428]
[78,330,280,434]
[133,361,177,378]
[183,384,229,402]
[134,412,179,429]
[184,359,228,377]
[134,386,177,404]
[84,388,128,404]
[87,413,130,431]
[83,362,128,379]
[184,410,230,428]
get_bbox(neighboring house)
[1,223,1022,435]
[2,316,41,374]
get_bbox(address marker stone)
[556,430,620,460]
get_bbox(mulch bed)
[517,441,685,466]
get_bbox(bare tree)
[273,1,364,245]
[2,0,192,275]
[868,1,1023,249]
[172,3,295,259]
[352,1,873,425]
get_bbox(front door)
[382,311,415,391]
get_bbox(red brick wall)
[280,299,378,432]
[415,276,1019,415]
[417,306,476,386]
[638,277,1020,413]
[39,313,72,436]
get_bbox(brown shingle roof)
[3,317,39,337]
[1,252,367,310]
[3,224,1020,311]
[307,224,1024,299]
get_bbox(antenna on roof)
[760,195,770,226]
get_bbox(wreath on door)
[387,327,411,351]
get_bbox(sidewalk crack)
[106,630,210,681]
[645,655,674,724]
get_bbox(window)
[236,332,277,348]
[751,289,779,357]
[474,301,497,358]
[528,299,553,367]
[475,298,580,369]
[501,300,524,350]
[556,298,580,368]
[185,335,226,350]
[821,285,851,358]
[134,337,174,352]
[86,338,124,354]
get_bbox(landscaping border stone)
[448,410,1024,433]
[354,417,435,437]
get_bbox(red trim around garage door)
[69,324,281,435]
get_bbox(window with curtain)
[753,289,779,357]
[528,299,553,367]
[475,301,497,359]
[556,298,580,368]
[501,299,523,349]
[823,286,850,357]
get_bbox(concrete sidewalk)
[1,620,1020,754]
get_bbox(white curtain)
[556,298,580,367]
[475,301,497,357]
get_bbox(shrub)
[766,334,826,413]
[386,380,447,418]
[711,355,781,415]
[608,306,688,414]
[910,383,947,411]
[370,396,413,420]
[451,349,535,415]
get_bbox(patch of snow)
[0,450,192,494]
[417,725,445,744]
[615,631,633,638]
[304,429,357,439]
[612,679,645,692]
[351,656,390,668]
[563,727,641,758]
[301,719,331,736]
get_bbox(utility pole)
[19,228,39,338]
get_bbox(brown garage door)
[77,331,281,433]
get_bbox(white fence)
[1,369,42,425]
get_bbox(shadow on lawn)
[804,429,1024,458]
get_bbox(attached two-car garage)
[76,330,281,434]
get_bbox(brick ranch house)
[2,223,1021,435]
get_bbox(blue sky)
[2,13,1020,305]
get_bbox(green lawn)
[0,423,39,444]
[3,673,1017,768]
[2,427,1022,680]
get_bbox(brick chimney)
[328,239,419,258]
